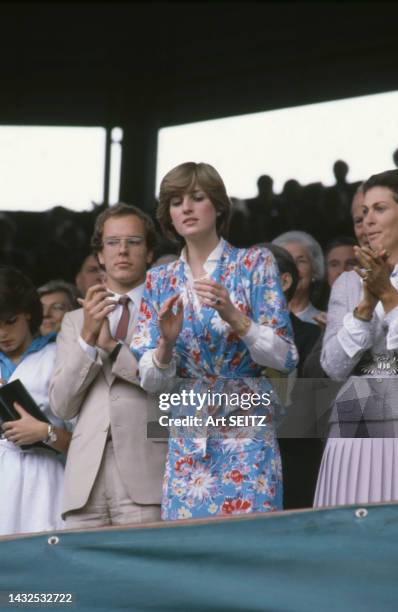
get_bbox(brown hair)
[91,202,158,255]
[363,169,398,203]
[157,162,231,244]
[0,266,43,334]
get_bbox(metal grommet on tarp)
[355,508,368,519]
[48,535,60,545]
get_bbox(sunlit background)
[0,126,123,212]
[156,90,398,198]
[0,90,397,212]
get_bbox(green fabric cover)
[0,504,397,611]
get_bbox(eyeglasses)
[102,236,145,249]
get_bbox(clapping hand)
[157,294,184,345]
[354,246,393,299]
[79,284,116,346]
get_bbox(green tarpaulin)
[1,504,397,611]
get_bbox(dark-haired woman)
[132,162,298,520]
[314,170,398,507]
[0,267,72,535]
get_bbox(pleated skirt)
[314,436,398,507]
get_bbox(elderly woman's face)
[283,242,313,296]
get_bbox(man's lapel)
[99,347,114,386]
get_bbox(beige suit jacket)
[49,309,167,517]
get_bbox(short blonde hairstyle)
[157,162,231,244]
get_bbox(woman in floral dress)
[132,162,298,520]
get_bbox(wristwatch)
[44,424,58,445]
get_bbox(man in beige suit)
[50,203,166,527]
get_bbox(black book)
[0,379,58,453]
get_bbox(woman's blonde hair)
[157,162,231,244]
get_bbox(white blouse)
[321,267,398,380]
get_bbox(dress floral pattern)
[132,240,297,520]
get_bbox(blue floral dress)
[132,241,297,520]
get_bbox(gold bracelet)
[152,351,172,370]
[353,306,372,322]
[234,314,252,337]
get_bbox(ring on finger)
[214,297,221,305]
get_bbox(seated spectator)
[228,197,251,247]
[245,175,280,242]
[38,280,79,336]
[316,236,357,314]
[263,243,321,377]
[272,231,326,326]
[325,236,357,287]
[0,213,33,277]
[74,253,105,297]
[279,179,303,230]
[262,243,323,509]
[37,208,89,284]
